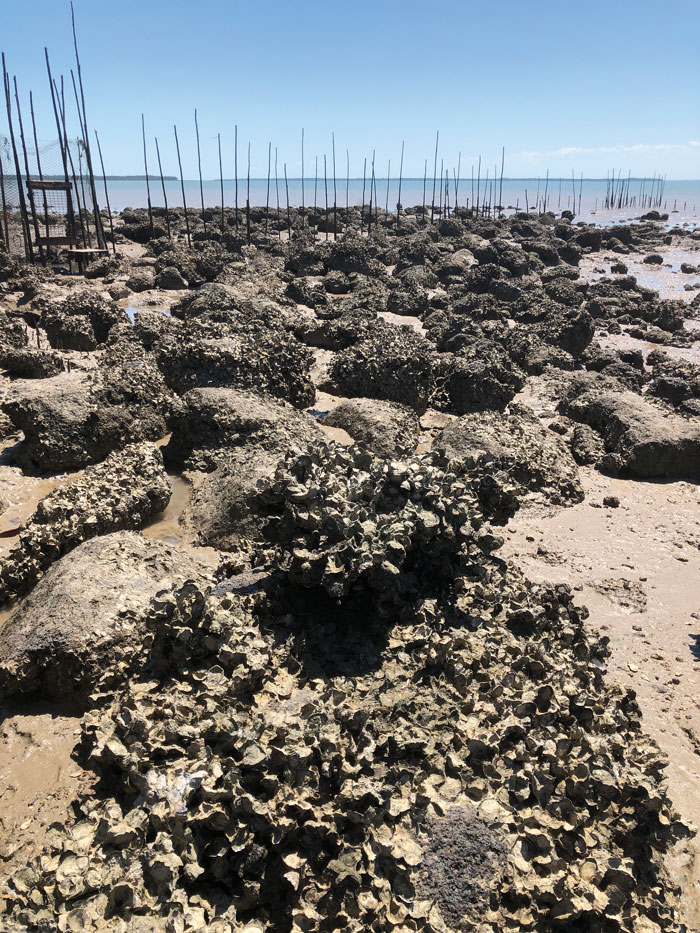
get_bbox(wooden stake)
[55,75,88,248]
[284,161,291,239]
[323,153,329,241]
[95,129,117,252]
[194,108,206,234]
[454,149,460,211]
[218,132,224,233]
[246,140,251,246]
[301,128,305,226]
[141,114,154,237]
[397,140,404,227]
[173,123,191,247]
[45,49,78,250]
[385,158,390,223]
[498,146,504,216]
[234,124,239,228]
[70,3,105,249]
[29,90,51,239]
[3,58,33,261]
[265,141,271,236]
[361,156,366,235]
[0,149,9,249]
[430,130,439,223]
[275,147,280,241]
[332,132,337,240]
[13,79,44,262]
[154,135,171,239]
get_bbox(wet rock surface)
[323,396,420,457]
[0,531,211,699]
[434,405,583,505]
[0,443,170,602]
[1,208,699,931]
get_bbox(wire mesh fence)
[0,134,101,258]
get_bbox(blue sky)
[2,0,699,179]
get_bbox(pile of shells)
[1,442,689,932]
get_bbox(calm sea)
[99,178,700,224]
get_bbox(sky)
[1,0,699,180]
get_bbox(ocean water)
[100,177,700,224]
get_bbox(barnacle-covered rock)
[2,341,170,472]
[433,405,583,505]
[40,289,128,351]
[154,316,315,409]
[0,345,64,378]
[328,322,436,413]
[0,443,170,603]
[323,397,420,457]
[0,531,211,698]
[562,379,700,477]
[164,386,322,471]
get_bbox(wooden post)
[323,153,329,241]
[54,74,87,248]
[246,140,251,245]
[29,91,51,239]
[361,156,366,235]
[345,148,349,237]
[368,150,374,236]
[234,124,239,229]
[313,154,318,222]
[45,49,78,251]
[70,4,105,249]
[275,147,280,241]
[194,108,206,234]
[385,158,390,224]
[284,161,291,240]
[13,77,44,262]
[68,70,94,245]
[397,140,404,228]
[332,132,337,240]
[476,156,481,217]
[173,124,191,247]
[2,57,33,261]
[95,129,117,253]
[218,132,224,233]
[543,169,549,215]
[301,128,305,227]
[498,146,504,216]
[454,149,460,211]
[438,157,443,221]
[154,137,171,238]
[0,152,9,249]
[430,130,439,223]
[141,114,154,237]
[265,141,271,236]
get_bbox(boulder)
[0,443,170,603]
[0,531,209,698]
[434,406,583,505]
[328,323,435,414]
[2,367,167,473]
[0,346,64,379]
[563,386,700,477]
[323,398,420,458]
[165,386,323,471]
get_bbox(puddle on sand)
[142,474,192,547]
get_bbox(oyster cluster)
[0,443,170,603]
[1,443,689,932]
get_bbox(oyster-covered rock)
[0,443,170,603]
